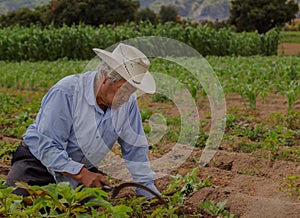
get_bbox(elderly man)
[7,43,159,198]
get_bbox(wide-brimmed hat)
[93,43,156,94]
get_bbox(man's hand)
[62,167,112,188]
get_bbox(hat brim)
[93,48,156,94]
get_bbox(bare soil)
[0,93,299,217]
[278,43,300,56]
[150,93,300,217]
[153,149,300,217]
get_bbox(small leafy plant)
[0,141,19,163]
[0,186,24,217]
[280,175,300,199]
[198,200,235,218]
[116,195,177,217]
[164,168,211,204]
[0,182,133,217]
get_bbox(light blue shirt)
[23,71,159,197]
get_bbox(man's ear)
[103,76,110,85]
[101,68,111,84]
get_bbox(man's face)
[100,77,137,109]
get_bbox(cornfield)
[0,22,280,61]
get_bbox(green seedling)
[198,200,235,218]
[280,176,300,199]
[14,182,132,217]
[164,168,211,205]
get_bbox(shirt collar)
[84,71,109,115]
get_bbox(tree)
[229,0,299,33]
[136,7,158,25]
[159,5,178,23]
[0,7,41,27]
[0,0,140,27]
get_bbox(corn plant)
[0,23,281,61]
[281,80,300,112]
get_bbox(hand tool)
[102,182,168,206]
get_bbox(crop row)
[0,22,280,61]
[0,56,299,110]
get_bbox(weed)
[140,108,152,122]
[226,114,238,128]
[164,168,211,205]
[143,125,151,134]
[166,117,181,126]
[194,131,209,148]
[281,148,300,162]
[232,124,268,142]
[259,125,298,161]
[269,111,300,130]
[237,142,262,153]
[198,200,235,218]
[117,195,177,217]
[280,176,300,199]
[164,129,179,143]
[152,93,170,103]
[0,141,19,163]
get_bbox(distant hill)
[0,0,231,21]
[0,0,299,21]
[140,0,231,21]
[140,0,300,21]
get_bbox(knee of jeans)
[6,165,24,187]
[6,173,16,187]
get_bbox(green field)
[0,56,299,216]
[0,26,299,216]
[280,31,300,43]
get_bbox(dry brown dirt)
[153,149,300,218]
[278,43,300,56]
[151,93,300,217]
[0,93,299,217]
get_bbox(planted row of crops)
[0,57,299,216]
[1,56,299,110]
[0,59,299,217]
[0,22,280,61]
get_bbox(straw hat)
[93,43,156,94]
